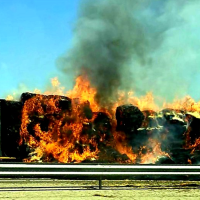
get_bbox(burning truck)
[1,75,200,164]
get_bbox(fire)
[67,75,99,112]
[113,131,137,163]
[6,95,14,101]
[51,77,60,87]
[139,138,169,164]
[20,92,100,163]
[20,74,200,164]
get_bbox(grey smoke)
[57,0,200,106]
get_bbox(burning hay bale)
[18,96,197,164]
[159,109,187,152]
[126,108,196,164]
[21,94,71,138]
[182,112,200,163]
[19,93,117,163]
[20,92,36,104]
[20,93,72,133]
[143,108,191,164]
[19,93,79,163]
[2,90,200,164]
[116,104,144,137]
[163,109,186,128]
[185,112,200,145]
[93,112,112,143]
[21,92,71,111]
[141,110,159,129]
[129,110,162,154]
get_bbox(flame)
[139,138,169,164]
[6,95,14,101]
[51,77,60,87]
[163,96,200,112]
[67,75,100,112]
[113,131,137,163]
[184,127,200,154]
[20,74,198,164]
[20,75,103,163]
[20,92,100,163]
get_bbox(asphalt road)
[0,179,199,200]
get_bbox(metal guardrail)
[1,163,200,189]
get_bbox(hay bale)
[0,100,24,158]
[116,104,144,137]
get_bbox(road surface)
[0,179,199,199]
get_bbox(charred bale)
[160,109,187,152]
[48,95,72,112]
[142,110,158,129]
[0,99,26,159]
[138,110,163,143]
[190,150,200,164]
[185,112,200,144]
[127,110,165,152]
[93,112,112,143]
[130,126,163,152]
[170,148,191,164]
[116,104,144,137]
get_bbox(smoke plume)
[57,0,200,105]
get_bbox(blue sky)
[1,0,200,102]
[0,0,80,98]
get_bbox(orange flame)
[139,138,169,164]
[20,92,99,163]
[113,131,137,163]
[20,74,192,164]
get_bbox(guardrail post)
[99,176,102,189]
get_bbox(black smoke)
[57,0,200,106]
[57,0,150,106]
